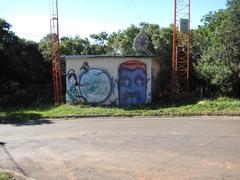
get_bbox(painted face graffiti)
[119,60,147,106]
[66,69,80,103]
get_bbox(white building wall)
[66,57,154,106]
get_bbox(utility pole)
[49,0,63,104]
[172,0,191,94]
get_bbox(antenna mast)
[49,0,63,104]
[172,0,191,94]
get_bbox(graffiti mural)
[66,69,81,104]
[78,62,114,104]
[118,60,147,106]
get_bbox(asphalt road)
[0,116,240,180]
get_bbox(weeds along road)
[0,116,240,180]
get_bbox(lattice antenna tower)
[49,0,63,104]
[172,0,190,94]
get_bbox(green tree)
[0,18,52,106]
[106,24,140,55]
[117,24,140,55]
[38,34,52,61]
[90,32,108,55]
[106,31,121,55]
[90,31,108,45]
[154,25,173,93]
[194,0,240,96]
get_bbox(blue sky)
[0,0,227,42]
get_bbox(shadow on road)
[0,112,53,126]
[0,142,28,177]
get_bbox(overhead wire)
[0,0,16,15]
[0,0,23,16]
[0,0,46,41]
[14,32,44,38]
[81,0,107,34]
[2,0,164,42]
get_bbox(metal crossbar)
[172,0,190,94]
[49,0,63,105]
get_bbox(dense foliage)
[0,19,52,107]
[192,0,240,96]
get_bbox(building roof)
[63,55,158,60]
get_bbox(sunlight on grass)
[0,97,240,120]
[0,172,13,180]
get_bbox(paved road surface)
[0,116,240,180]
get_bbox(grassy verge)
[0,97,240,122]
[0,172,13,180]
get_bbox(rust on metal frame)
[172,0,190,94]
[50,0,63,104]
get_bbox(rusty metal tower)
[172,0,190,94]
[49,0,63,104]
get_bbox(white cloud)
[60,17,124,37]
[7,15,125,42]
[8,15,49,41]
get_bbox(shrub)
[14,90,32,106]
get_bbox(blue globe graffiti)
[79,69,113,103]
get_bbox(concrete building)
[65,55,160,106]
